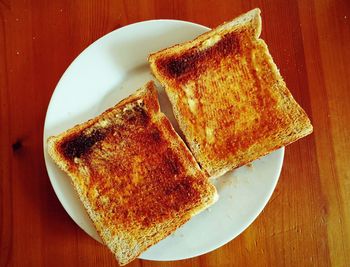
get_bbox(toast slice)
[47,81,218,266]
[149,8,313,177]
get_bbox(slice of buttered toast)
[47,81,218,266]
[149,8,313,177]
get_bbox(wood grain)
[0,0,349,266]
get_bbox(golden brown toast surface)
[149,9,313,177]
[47,82,217,265]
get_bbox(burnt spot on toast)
[157,31,241,83]
[60,104,151,161]
[61,129,107,160]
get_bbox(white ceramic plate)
[43,20,284,261]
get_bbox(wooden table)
[1,1,349,266]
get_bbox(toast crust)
[149,9,313,177]
[47,82,217,265]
